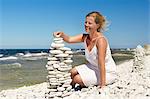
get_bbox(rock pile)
[144,44,150,55]
[132,45,145,72]
[45,36,74,98]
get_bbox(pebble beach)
[0,45,150,99]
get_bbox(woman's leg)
[73,74,85,87]
[69,67,78,79]
[69,67,78,87]
[70,67,85,87]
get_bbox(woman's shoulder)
[96,36,108,48]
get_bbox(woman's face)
[84,16,98,33]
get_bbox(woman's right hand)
[53,31,64,38]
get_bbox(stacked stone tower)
[45,35,73,98]
[132,45,146,72]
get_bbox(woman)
[54,11,117,88]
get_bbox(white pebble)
[57,87,65,92]
[59,47,71,51]
[51,42,64,48]
[55,54,69,58]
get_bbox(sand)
[0,55,150,99]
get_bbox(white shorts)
[75,64,117,87]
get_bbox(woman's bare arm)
[96,37,107,88]
[53,31,86,43]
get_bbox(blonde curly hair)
[86,11,106,32]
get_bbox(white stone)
[45,64,49,68]
[58,67,70,72]
[68,55,73,58]
[57,87,65,92]
[51,42,64,48]
[53,64,60,69]
[48,89,57,92]
[59,62,65,66]
[56,74,64,78]
[58,77,65,81]
[49,78,57,83]
[63,79,72,84]
[54,40,63,44]
[47,66,54,71]
[47,75,56,78]
[64,73,71,78]
[51,82,61,86]
[54,37,63,41]
[55,54,69,57]
[59,47,71,51]
[65,51,73,54]
[55,92,63,97]
[66,86,72,91]
[50,50,63,54]
[66,58,71,60]
[47,61,59,65]
[48,57,58,61]
[48,71,57,75]
[62,84,71,88]
[62,92,73,97]
[64,60,73,64]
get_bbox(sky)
[0,0,149,49]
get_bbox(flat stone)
[47,75,56,78]
[65,50,73,54]
[61,91,73,97]
[47,61,59,65]
[49,78,57,82]
[47,66,54,71]
[62,84,71,88]
[51,42,64,48]
[59,62,65,66]
[55,54,69,58]
[58,67,70,72]
[48,71,57,75]
[63,60,73,64]
[68,55,73,58]
[64,73,71,77]
[53,64,60,69]
[59,47,71,51]
[58,77,65,81]
[55,92,63,97]
[47,89,57,92]
[57,87,65,92]
[54,37,63,41]
[51,82,61,86]
[56,74,64,78]
[48,57,58,61]
[54,40,63,44]
[50,50,63,54]
[66,86,72,91]
[63,79,72,84]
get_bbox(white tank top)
[84,36,117,73]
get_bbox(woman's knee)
[70,67,78,78]
[73,74,84,86]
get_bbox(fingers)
[53,31,63,37]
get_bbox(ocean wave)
[0,56,18,61]
[0,54,3,58]
[23,52,48,58]
[0,62,22,68]
[16,53,24,57]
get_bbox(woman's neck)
[89,31,103,41]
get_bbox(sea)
[0,49,134,91]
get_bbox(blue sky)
[0,0,149,49]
